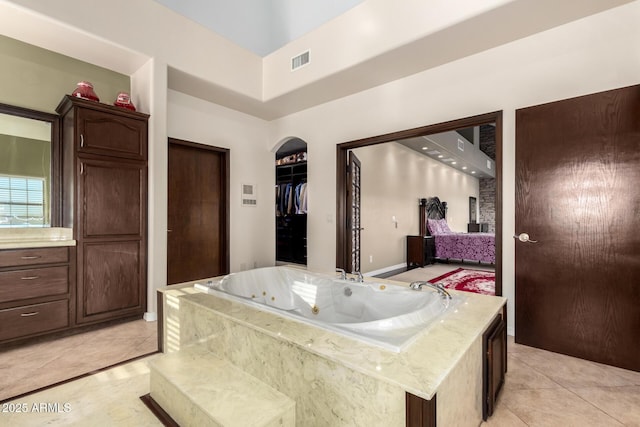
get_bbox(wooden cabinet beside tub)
[483,306,507,420]
[0,247,75,343]
[405,305,507,425]
[57,95,149,325]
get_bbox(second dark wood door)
[167,139,229,285]
[515,85,640,371]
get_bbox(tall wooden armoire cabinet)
[56,95,149,325]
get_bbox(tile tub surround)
[159,276,505,425]
[0,227,75,249]
[150,345,296,427]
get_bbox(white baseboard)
[143,311,157,322]
[507,326,515,336]
[364,263,406,277]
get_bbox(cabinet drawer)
[0,300,68,341]
[0,247,68,268]
[0,266,69,303]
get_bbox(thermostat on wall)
[241,183,257,207]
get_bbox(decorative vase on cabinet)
[56,95,149,325]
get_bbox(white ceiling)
[152,0,364,56]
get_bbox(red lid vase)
[113,92,136,111]
[71,81,100,102]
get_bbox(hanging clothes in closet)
[276,182,307,216]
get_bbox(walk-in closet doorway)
[275,138,308,266]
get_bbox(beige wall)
[166,90,274,273]
[354,143,479,274]
[0,35,129,113]
[269,2,640,334]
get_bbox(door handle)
[514,233,537,243]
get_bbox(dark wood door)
[167,139,229,285]
[515,85,640,371]
[346,151,362,274]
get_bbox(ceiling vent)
[291,50,310,71]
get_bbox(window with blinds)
[0,175,46,227]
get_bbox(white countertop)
[0,227,76,249]
[161,275,506,401]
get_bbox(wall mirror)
[469,196,477,223]
[0,103,59,228]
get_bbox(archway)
[275,138,308,265]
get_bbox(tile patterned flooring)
[1,319,639,425]
[1,355,163,426]
[0,319,158,402]
[482,337,640,426]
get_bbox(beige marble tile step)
[149,345,295,427]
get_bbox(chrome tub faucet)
[409,281,452,300]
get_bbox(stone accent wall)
[479,124,495,160]
[479,178,496,233]
[479,124,496,232]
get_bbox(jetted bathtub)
[194,266,459,352]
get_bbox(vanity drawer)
[0,300,69,341]
[0,247,68,268]
[0,266,69,303]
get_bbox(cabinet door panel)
[483,313,506,420]
[81,241,141,318]
[77,108,146,160]
[81,160,145,238]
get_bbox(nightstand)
[406,235,436,269]
[468,223,488,233]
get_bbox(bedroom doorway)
[336,111,502,295]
